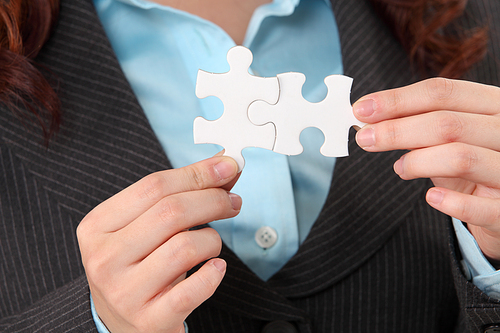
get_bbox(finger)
[214,149,241,191]
[149,258,226,331]
[112,188,241,264]
[393,143,500,188]
[430,177,476,194]
[82,156,239,233]
[131,229,223,305]
[356,111,500,152]
[221,171,242,191]
[353,78,500,123]
[426,187,500,231]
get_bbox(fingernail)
[212,259,226,273]
[427,189,444,205]
[354,99,375,117]
[356,127,376,148]
[393,156,404,176]
[213,150,225,157]
[214,160,236,179]
[228,192,242,211]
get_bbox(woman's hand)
[353,78,500,262]
[77,156,241,333]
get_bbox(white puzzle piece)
[193,46,279,171]
[193,46,366,170]
[248,73,366,157]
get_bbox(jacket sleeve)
[0,275,98,332]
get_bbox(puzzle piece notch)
[193,46,280,171]
[248,72,366,157]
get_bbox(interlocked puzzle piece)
[193,46,279,171]
[193,45,365,171]
[248,72,365,157]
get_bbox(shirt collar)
[110,0,332,48]
[113,0,331,12]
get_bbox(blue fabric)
[90,294,110,333]
[453,218,500,299]
[91,295,189,332]
[93,0,341,281]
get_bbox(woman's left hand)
[353,78,500,262]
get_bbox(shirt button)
[255,226,278,249]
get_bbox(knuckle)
[83,255,100,278]
[77,210,99,240]
[451,144,478,176]
[170,233,198,265]
[385,89,403,112]
[77,213,102,262]
[459,198,478,224]
[459,202,473,223]
[169,287,194,314]
[138,172,165,201]
[198,268,220,292]
[184,164,208,190]
[436,112,464,143]
[382,121,401,146]
[210,189,233,213]
[84,250,113,284]
[82,243,123,289]
[426,77,454,102]
[479,203,500,230]
[158,196,185,225]
[205,228,223,255]
[76,220,88,245]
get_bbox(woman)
[1,0,500,332]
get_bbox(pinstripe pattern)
[0,0,170,330]
[0,0,499,331]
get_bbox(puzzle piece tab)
[193,46,279,171]
[248,72,366,157]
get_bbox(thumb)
[149,258,226,331]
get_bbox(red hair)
[0,0,60,143]
[0,0,489,141]
[368,0,489,78]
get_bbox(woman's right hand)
[77,156,241,333]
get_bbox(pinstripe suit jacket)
[1,0,500,332]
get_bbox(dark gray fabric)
[0,0,171,331]
[0,0,499,332]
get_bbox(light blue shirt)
[90,0,500,331]
[93,0,341,281]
